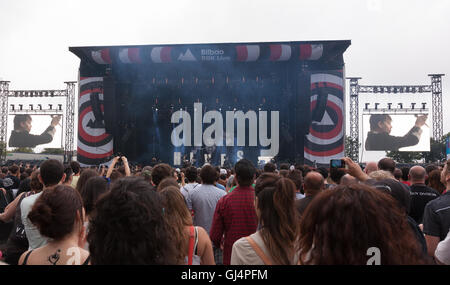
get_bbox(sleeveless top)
[184,226,201,265]
[22,249,91,265]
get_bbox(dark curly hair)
[298,183,430,265]
[87,177,177,265]
[28,185,83,241]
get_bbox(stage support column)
[348,77,361,163]
[429,74,445,142]
[64,81,76,163]
[0,81,10,162]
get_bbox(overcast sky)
[1,0,449,160]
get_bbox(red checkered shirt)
[209,186,258,265]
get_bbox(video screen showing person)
[363,114,430,152]
[8,114,62,149]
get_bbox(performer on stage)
[365,114,427,151]
[9,115,61,148]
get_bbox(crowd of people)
[0,155,449,265]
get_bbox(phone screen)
[330,159,344,169]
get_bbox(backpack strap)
[245,236,272,265]
[187,226,195,265]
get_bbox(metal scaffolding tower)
[347,77,361,162]
[0,81,77,163]
[64,81,77,162]
[0,81,10,161]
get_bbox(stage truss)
[346,74,444,162]
[0,81,77,162]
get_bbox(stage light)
[387,103,392,110]
[19,104,23,110]
[398,103,403,109]
[365,103,370,110]
[374,103,379,110]
[38,104,42,110]
[29,104,33,110]
[411,103,416,109]
[58,104,62,111]
[48,104,53,110]
[422,103,427,109]
[10,104,14,111]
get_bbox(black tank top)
[22,250,91,265]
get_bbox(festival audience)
[159,186,215,265]
[156,177,179,192]
[70,161,81,188]
[19,185,89,265]
[428,169,446,194]
[295,171,324,217]
[231,173,299,265]
[21,159,66,250]
[87,177,177,264]
[286,169,304,199]
[297,183,430,265]
[210,159,258,265]
[364,161,378,175]
[150,163,173,188]
[400,166,411,186]
[408,166,439,224]
[2,170,43,264]
[75,169,98,195]
[1,155,449,266]
[378,158,396,174]
[369,178,428,255]
[435,229,450,265]
[62,164,74,186]
[422,159,450,258]
[186,164,226,234]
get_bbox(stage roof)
[69,40,351,67]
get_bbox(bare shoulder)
[196,226,211,240]
[18,250,32,265]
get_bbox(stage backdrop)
[70,41,351,167]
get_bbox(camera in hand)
[330,159,345,169]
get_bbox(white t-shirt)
[435,228,450,265]
[21,192,48,250]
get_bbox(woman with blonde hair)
[159,186,215,265]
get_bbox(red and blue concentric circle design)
[77,77,114,166]
[304,71,345,165]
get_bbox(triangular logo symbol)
[178,49,196,61]
[313,111,334,126]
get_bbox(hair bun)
[29,203,53,229]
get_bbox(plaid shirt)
[210,186,258,265]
